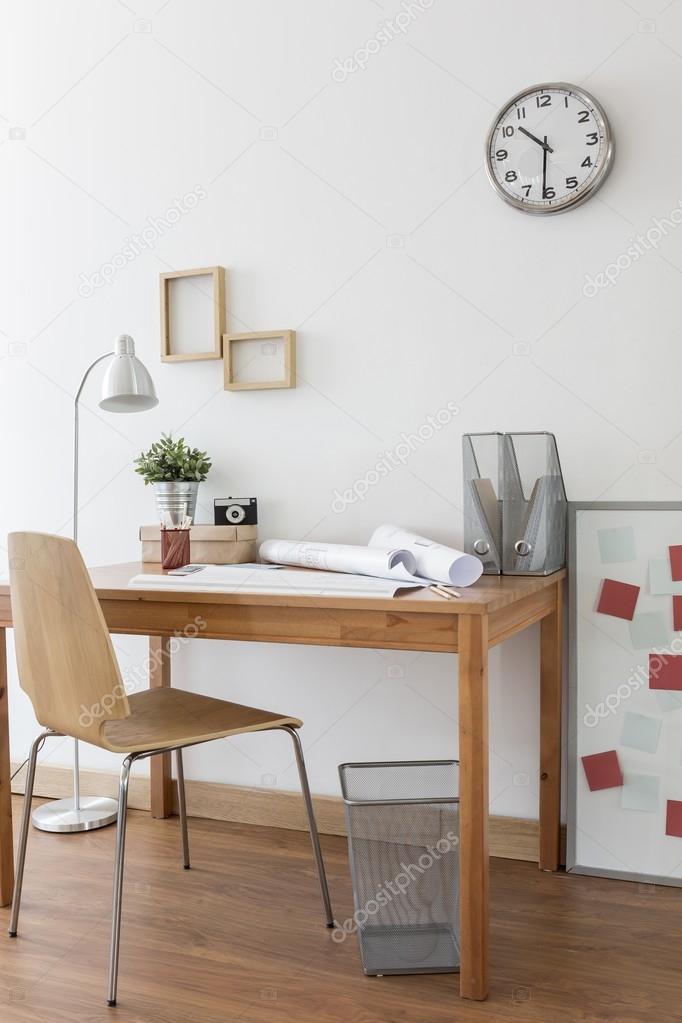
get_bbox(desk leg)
[149,636,173,819]
[458,613,489,1001]
[0,628,14,906]
[539,580,563,871]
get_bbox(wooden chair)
[7,532,334,1006]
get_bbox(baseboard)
[10,761,565,863]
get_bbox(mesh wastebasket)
[339,760,460,976]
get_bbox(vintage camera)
[214,497,258,526]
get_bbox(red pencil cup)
[161,528,190,570]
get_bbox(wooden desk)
[0,564,565,1001]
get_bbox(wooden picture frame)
[223,330,296,391]
[160,266,226,362]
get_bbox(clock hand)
[518,126,554,153]
[542,135,548,197]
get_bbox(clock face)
[485,83,614,214]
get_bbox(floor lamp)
[32,334,158,833]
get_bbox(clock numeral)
[586,132,599,145]
[516,106,526,120]
[577,110,590,123]
[581,155,593,168]
[536,94,551,108]
[565,176,578,190]
[543,187,556,200]
[522,184,532,197]
[495,149,508,161]
[505,170,518,182]
[564,96,569,108]
[502,125,514,138]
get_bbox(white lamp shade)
[99,334,158,413]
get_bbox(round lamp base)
[31,796,118,833]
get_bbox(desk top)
[62,563,565,616]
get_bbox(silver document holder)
[502,432,567,575]
[462,433,503,575]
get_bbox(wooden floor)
[0,796,680,1022]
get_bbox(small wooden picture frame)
[223,330,296,391]
[160,266,226,362]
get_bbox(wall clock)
[485,82,614,215]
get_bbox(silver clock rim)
[484,81,615,216]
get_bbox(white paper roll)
[259,539,417,580]
[368,524,483,587]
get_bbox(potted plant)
[134,433,212,523]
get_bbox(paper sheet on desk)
[259,539,417,580]
[369,524,483,587]
[127,565,423,598]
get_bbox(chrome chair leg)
[8,731,53,937]
[175,748,190,869]
[281,726,334,927]
[107,754,134,1007]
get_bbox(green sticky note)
[649,559,682,596]
[655,690,682,713]
[621,772,660,813]
[598,526,636,563]
[629,612,671,650]
[621,711,662,753]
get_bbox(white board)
[568,502,682,885]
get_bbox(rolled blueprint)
[369,524,483,587]
[259,539,417,580]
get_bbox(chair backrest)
[8,532,130,746]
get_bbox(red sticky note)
[669,546,682,582]
[665,800,682,838]
[581,750,623,792]
[596,579,640,621]
[674,596,682,632]
[649,654,682,691]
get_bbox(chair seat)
[102,687,301,754]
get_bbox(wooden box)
[140,524,258,565]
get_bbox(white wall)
[2,0,681,819]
